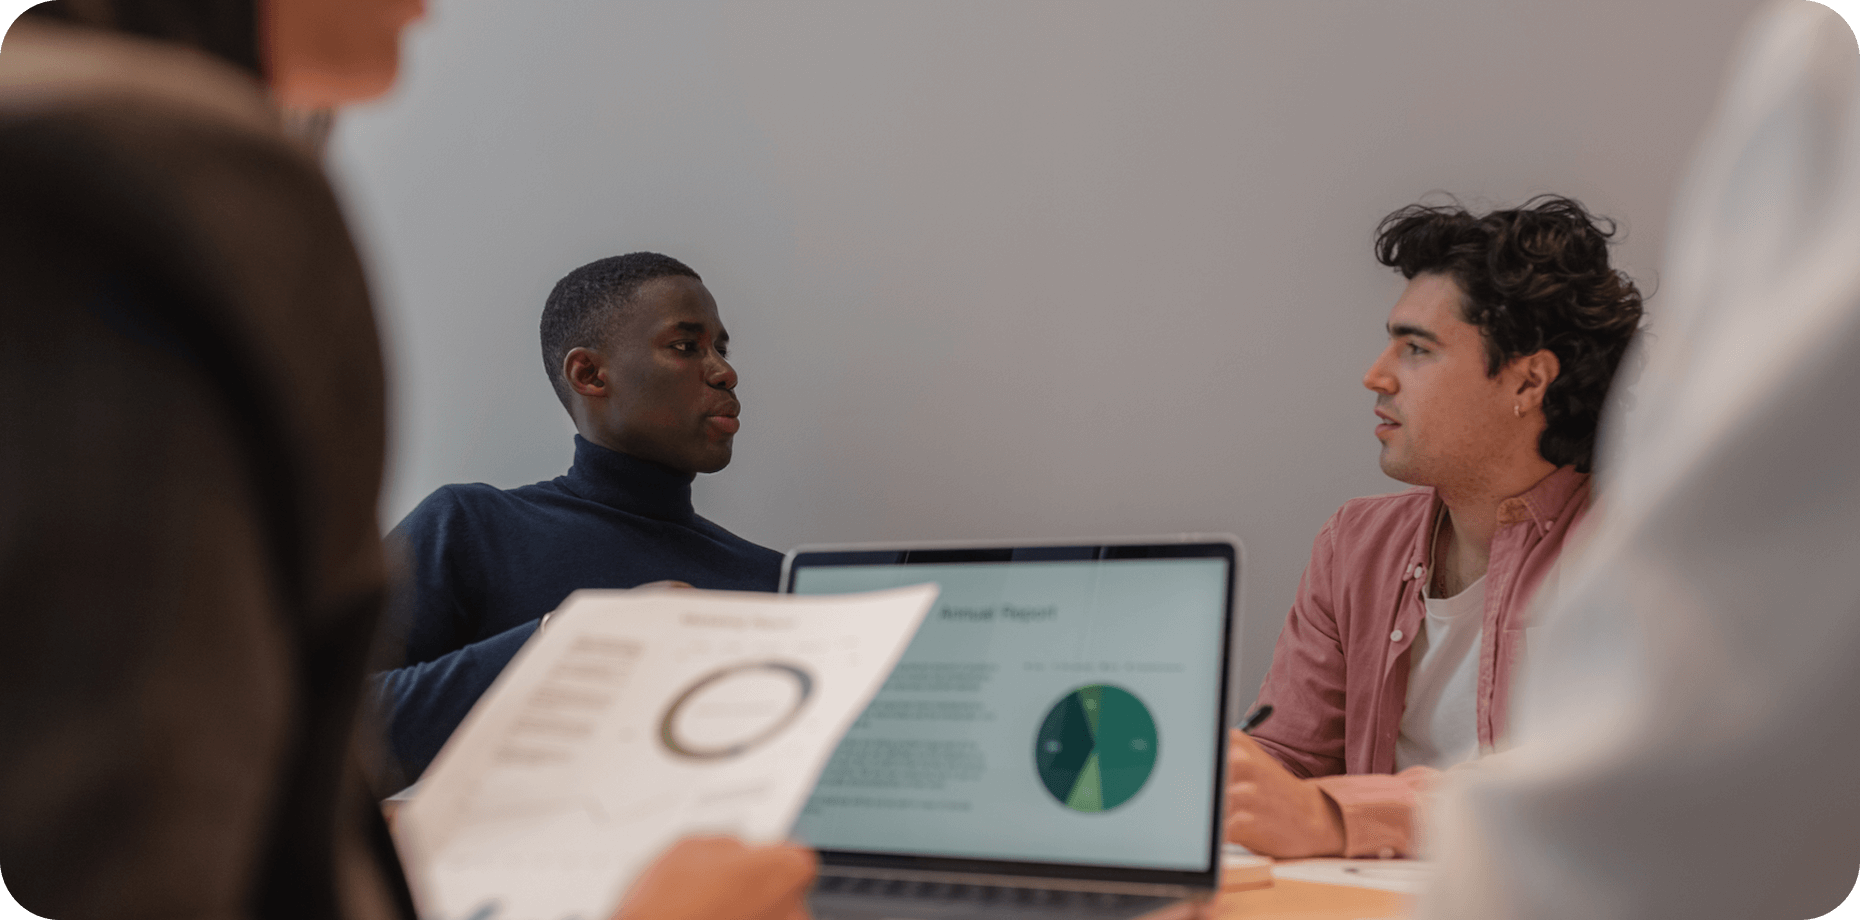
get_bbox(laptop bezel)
[781,535,1241,893]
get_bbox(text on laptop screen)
[790,557,1227,872]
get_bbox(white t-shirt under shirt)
[1395,574,1488,772]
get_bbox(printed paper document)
[394,584,938,920]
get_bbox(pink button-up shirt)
[1248,465,1591,857]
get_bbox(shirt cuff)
[1311,773,1420,858]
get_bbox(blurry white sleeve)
[1419,3,1860,919]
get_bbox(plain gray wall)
[329,0,1766,709]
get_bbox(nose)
[707,351,738,391]
[1363,344,1397,395]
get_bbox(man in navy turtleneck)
[375,252,781,782]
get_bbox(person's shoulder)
[0,20,353,288]
[0,25,387,550]
[0,26,330,219]
[392,483,513,536]
[690,514,783,561]
[0,101,347,266]
[1315,486,1432,550]
[0,24,373,392]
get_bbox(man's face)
[1362,273,1518,490]
[591,276,740,475]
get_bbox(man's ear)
[1512,349,1561,414]
[563,347,606,398]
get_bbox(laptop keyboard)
[810,875,1180,920]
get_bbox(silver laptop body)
[781,536,1241,920]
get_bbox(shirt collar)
[558,435,696,521]
[1405,465,1590,581]
[1495,465,1589,532]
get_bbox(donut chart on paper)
[659,661,814,759]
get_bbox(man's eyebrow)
[671,321,709,334]
[1388,322,1440,343]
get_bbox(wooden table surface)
[1213,878,1412,920]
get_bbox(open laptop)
[782,537,1240,920]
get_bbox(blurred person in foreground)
[1224,196,1645,859]
[1420,3,1860,918]
[0,2,813,919]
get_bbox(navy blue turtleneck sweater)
[374,436,781,780]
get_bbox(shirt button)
[1390,629,1403,642]
[1412,564,1425,579]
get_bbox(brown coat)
[0,19,414,920]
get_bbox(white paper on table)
[1270,858,1435,894]
[394,583,939,920]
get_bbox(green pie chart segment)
[1035,684,1158,812]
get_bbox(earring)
[1514,404,1522,418]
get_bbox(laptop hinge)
[816,864,1206,899]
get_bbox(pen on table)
[1342,863,1427,876]
[1238,704,1274,734]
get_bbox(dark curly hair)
[1374,195,1644,473]
[539,252,701,409]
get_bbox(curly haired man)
[1224,196,1645,859]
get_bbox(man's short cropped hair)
[539,252,701,408]
[1374,195,1644,473]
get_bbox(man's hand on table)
[1225,729,1345,859]
[614,836,818,920]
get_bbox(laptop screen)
[784,541,1236,885]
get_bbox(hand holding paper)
[612,837,817,920]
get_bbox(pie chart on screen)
[1034,683,1158,812]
